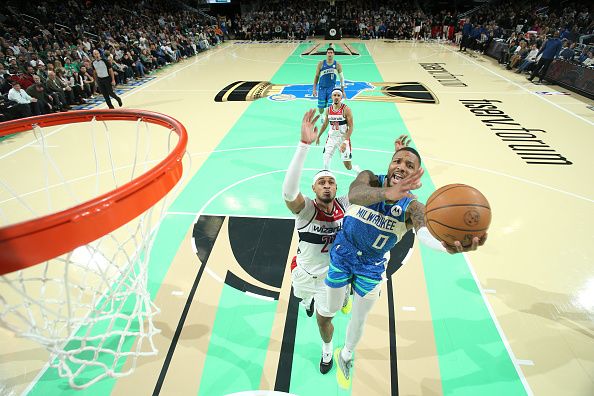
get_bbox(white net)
[0,113,187,389]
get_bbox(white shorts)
[291,266,334,317]
[414,26,421,33]
[324,133,352,162]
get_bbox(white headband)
[332,88,343,96]
[312,170,336,185]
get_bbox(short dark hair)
[395,147,422,165]
[326,47,335,53]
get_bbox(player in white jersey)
[316,89,362,173]
[282,109,351,374]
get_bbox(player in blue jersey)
[313,47,345,121]
[325,146,488,389]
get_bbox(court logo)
[302,43,357,55]
[390,205,403,217]
[215,80,439,104]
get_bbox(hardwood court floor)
[0,40,593,396]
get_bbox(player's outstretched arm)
[283,109,320,214]
[406,200,487,254]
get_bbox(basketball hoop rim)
[0,109,188,275]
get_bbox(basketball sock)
[323,155,331,170]
[322,341,333,362]
[341,346,353,362]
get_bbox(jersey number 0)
[372,234,389,250]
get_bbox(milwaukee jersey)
[327,103,348,136]
[318,60,337,88]
[295,195,350,275]
[333,175,414,261]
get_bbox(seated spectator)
[508,41,528,69]
[516,44,540,73]
[25,75,54,114]
[583,51,594,67]
[64,57,80,76]
[0,65,12,95]
[34,61,47,81]
[7,82,39,118]
[128,52,146,78]
[558,41,575,61]
[45,70,71,108]
[79,66,95,97]
[69,71,87,104]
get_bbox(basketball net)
[0,110,188,389]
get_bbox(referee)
[92,50,123,109]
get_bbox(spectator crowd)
[1,0,592,120]
[0,0,229,120]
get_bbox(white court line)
[179,145,594,204]
[401,306,417,311]
[190,168,355,284]
[205,266,224,284]
[168,211,294,220]
[5,144,592,209]
[245,291,275,302]
[439,43,594,126]
[118,43,233,102]
[0,124,72,160]
[0,44,234,163]
[18,44,235,396]
[516,359,535,366]
[462,253,534,396]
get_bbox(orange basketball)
[424,184,491,247]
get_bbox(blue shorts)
[317,86,334,109]
[325,244,388,297]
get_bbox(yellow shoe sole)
[341,296,352,314]
[334,348,352,389]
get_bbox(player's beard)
[317,195,333,204]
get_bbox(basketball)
[424,184,491,247]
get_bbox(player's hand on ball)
[394,134,411,151]
[301,109,320,144]
[385,167,424,201]
[442,233,488,254]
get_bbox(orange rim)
[0,110,188,275]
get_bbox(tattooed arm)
[347,170,384,206]
[348,169,421,206]
[405,200,426,231]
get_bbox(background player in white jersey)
[324,145,487,389]
[315,89,362,174]
[282,109,352,374]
